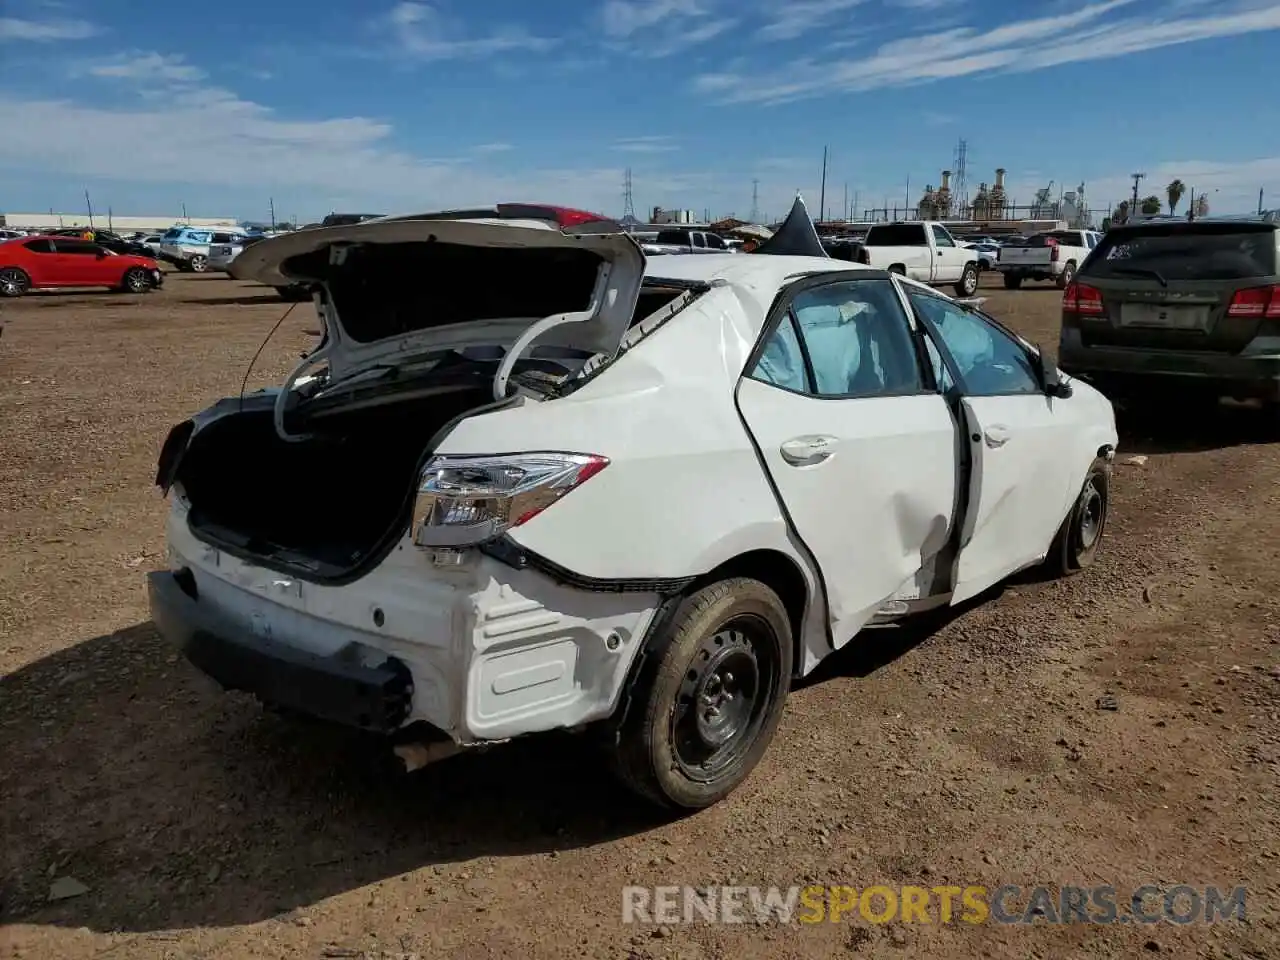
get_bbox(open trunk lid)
[230,209,647,381]
[1073,221,1279,352]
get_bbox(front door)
[929,225,963,282]
[737,275,959,646]
[51,239,117,286]
[904,288,1074,603]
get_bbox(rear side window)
[211,233,235,244]
[1084,226,1278,281]
[864,224,927,246]
[163,228,184,240]
[751,279,923,398]
[24,239,54,254]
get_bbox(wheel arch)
[604,547,819,745]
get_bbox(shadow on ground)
[1116,397,1277,454]
[0,624,664,933]
[177,294,286,307]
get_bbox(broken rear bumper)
[149,570,414,733]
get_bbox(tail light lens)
[1063,281,1104,315]
[1227,284,1280,318]
[413,453,608,547]
[1049,239,1061,262]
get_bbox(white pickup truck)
[855,221,980,296]
[997,229,1101,290]
[641,228,733,256]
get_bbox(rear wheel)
[610,578,793,810]
[888,264,905,276]
[1002,273,1023,290]
[1056,261,1077,289]
[955,263,980,297]
[188,254,208,273]
[0,267,30,297]
[120,267,152,293]
[1045,457,1110,576]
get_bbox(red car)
[0,236,163,297]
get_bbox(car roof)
[643,252,860,288]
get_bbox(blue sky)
[0,0,1278,223]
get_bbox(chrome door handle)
[983,424,1011,447]
[780,435,837,466]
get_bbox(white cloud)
[383,1,555,59]
[695,0,1280,103]
[613,135,679,153]
[469,142,513,154]
[0,16,96,41]
[757,0,867,41]
[84,53,207,84]
[599,0,733,55]
[601,0,709,37]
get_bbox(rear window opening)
[863,224,927,245]
[1085,224,1277,281]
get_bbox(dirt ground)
[1,271,1279,960]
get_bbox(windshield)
[1083,225,1277,281]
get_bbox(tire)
[120,267,152,293]
[610,578,793,810]
[1002,273,1023,290]
[888,264,906,276]
[0,267,30,297]
[1045,457,1110,576]
[1056,261,1077,290]
[188,254,208,273]
[954,263,980,297]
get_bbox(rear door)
[1072,222,1279,353]
[905,288,1075,603]
[736,275,959,645]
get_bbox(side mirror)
[1031,347,1073,398]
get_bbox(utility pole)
[84,189,94,229]
[623,168,635,221]
[750,179,759,223]
[269,197,276,232]
[1188,187,1195,221]
[1130,171,1145,216]
[1260,187,1266,215]
[853,190,860,222]
[905,176,911,219]
[818,146,828,227]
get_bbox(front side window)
[751,279,923,398]
[931,225,955,248]
[907,291,1041,397]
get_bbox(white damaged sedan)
[149,203,1118,810]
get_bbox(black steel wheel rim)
[671,614,780,783]
[1076,475,1105,550]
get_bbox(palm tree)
[1166,179,1186,216]
[1141,195,1163,216]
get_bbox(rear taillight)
[496,203,610,229]
[1049,239,1060,262]
[1063,281,1104,315]
[412,453,608,548]
[1227,284,1280,319]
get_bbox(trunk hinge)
[491,263,613,401]
[274,293,333,442]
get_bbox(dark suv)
[1059,219,1280,406]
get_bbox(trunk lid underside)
[230,218,647,380]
